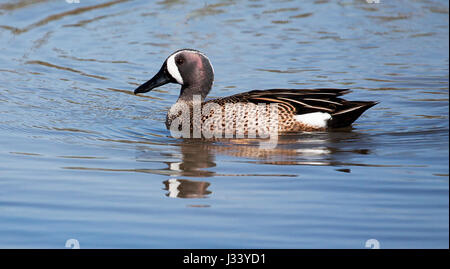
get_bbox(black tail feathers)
[328,101,378,128]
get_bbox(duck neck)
[166,85,211,129]
[177,84,211,104]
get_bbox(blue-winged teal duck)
[134,49,376,134]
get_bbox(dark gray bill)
[134,64,173,94]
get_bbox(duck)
[134,49,377,137]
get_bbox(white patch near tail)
[294,112,331,128]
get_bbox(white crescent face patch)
[167,52,184,85]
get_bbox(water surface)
[0,0,448,248]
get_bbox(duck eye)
[176,58,184,65]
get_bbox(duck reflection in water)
[163,178,211,199]
[135,130,373,199]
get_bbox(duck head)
[134,49,214,102]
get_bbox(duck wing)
[210,88,377,128]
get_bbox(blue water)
[0,0,448,248]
